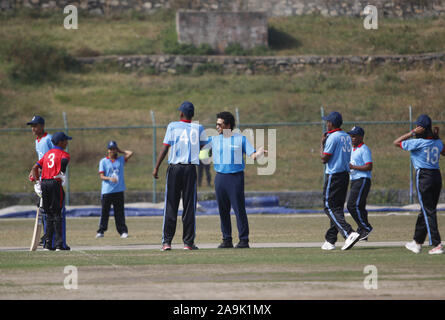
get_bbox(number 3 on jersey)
[47,153,55,168]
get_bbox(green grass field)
[1,214,444,299]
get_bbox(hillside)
[1,10,444,196]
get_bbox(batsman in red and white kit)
[31,132,72,251]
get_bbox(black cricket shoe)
[359,230,372,242]
[236,240,250,248]
[218,240,234,249]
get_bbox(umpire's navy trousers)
[215,171,249,242]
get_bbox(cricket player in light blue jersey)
[346,126,373,242]
[320,111,360,251]
[394,114,445,255]
[153,101,207,251]
[96,141,133,239]
[27,115,54,248]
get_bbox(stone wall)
[2,0,445,17]
[176,11,268,52]
[78,52,445,75]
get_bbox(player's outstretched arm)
[250,146,267,160]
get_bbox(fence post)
[235,107,240,130]
[150,110,157,203]
[321,106,326,184]
[62,112,70,206]
[409,105,414,204]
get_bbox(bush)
[224,43,247,56]
[5,38,81,84]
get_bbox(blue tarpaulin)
[0,196,443,218]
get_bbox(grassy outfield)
[0,215,444,299]
[1,11,445,56]
[1,68,445,194]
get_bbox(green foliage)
[4,38,80,84]
[224,43,247,56]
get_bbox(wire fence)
[2,106,445,206]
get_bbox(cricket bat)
[30,205,42,251]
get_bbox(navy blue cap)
[27,115,45,125]
[347,126,365,136]
[416,114,432,129]
[178,101,194,118]
[51,132,72,145]
[107,141,118,149]
[322,111,343,128]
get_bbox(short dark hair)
[216,111,235,130]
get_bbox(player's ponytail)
[432,126,440,140]
[419,126,440,140]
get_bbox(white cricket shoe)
[405,240,421,254]
[428,244,443,255]
[341,232,360,251]
[321,241,335,250]
[95,233,104,238]
[120,233,128,239]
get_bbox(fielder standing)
[346,126,373,241]
[394,114,445,254]
[153,101,207,251]
[31,132,71,251]
[96,141,133,239]
[27,115,53,248]
[320,111,360,251]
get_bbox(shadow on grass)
[268,26,302,50]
